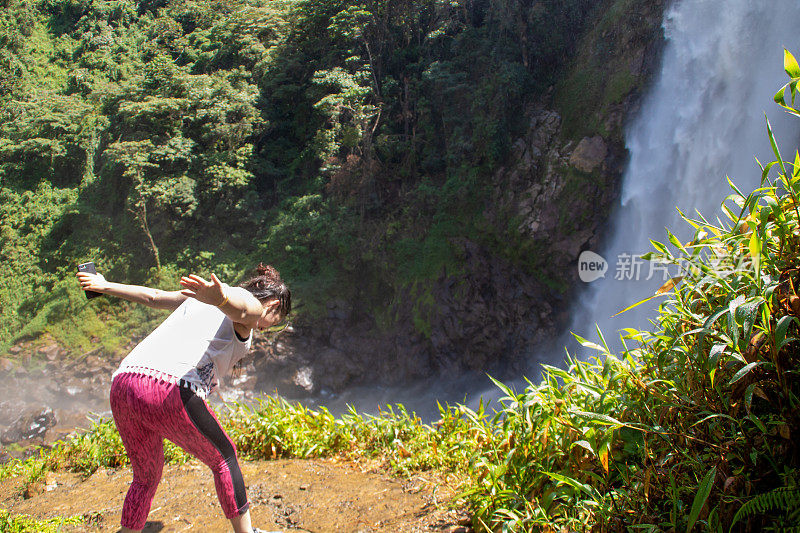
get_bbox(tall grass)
[458,50,800,532]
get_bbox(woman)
[77,264,290,533]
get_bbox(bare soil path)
[0,458,469,532]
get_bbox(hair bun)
[256,262,280,282]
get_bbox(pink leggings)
[110,372,249,530]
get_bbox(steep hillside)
[0,0,665,393]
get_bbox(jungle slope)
[0,0,666,394]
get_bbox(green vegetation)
[0,0,604,355]
[5,53,799,531]
[555,0,660,140]
[0,510,87,533]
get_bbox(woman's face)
[256,299,284,330]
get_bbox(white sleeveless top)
[112,287,253,398]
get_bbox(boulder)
[1,407,57,444]
[292,366,314,393]
[38,344,60,361]
[569,136,608,173]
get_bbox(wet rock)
[316,348,358,391]
[60,376,89,397]
[569,136,607,173]
[1,407,57,444]
[230,373,257,391]
[292,366,314,393]
[0,445,9,464]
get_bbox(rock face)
[252,236,560,397]
[570,136,608,173]
[249,3,667,398]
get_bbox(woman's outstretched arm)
[76,271,188,310]
[179,273,264,330]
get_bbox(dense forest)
[0,0,663,387]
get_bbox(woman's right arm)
[76,272,188,311]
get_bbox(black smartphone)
[77,262,103,299]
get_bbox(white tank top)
[112,287,253,397]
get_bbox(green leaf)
[650,240,669,255]
[611,279,678,318]
[690,413,737,428]
[569,409,625,429]
[543,471,594,496]
[571,332,605,352]
[687,466,716,532]
[744,382,758,413]
[760,159,779,184]
[784,49,800,78]
[748,413,767,433]
[766,115,788,177]
[729,362,766,386]
[749,230,762,278]
[775,315,797,349]
[736,299,762,349]
[667,229,687,254]
[775,84,789,106]
[571,440,596,456]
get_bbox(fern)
[730,487,800,531]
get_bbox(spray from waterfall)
[561,0,800,359]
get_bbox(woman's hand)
[179,273,227,306]
[76,271,108,293]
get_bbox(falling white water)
[559,0,800,358]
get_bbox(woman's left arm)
[76,272,188,310]
[179,274,262,329]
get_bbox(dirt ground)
[0,458,471,532]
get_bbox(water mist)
[562,0,800,358]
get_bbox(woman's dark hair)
[241,263,291,316]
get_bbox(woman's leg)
[229,509,253,533]
[161,386,251,526]
[110,374,166,531]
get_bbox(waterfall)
[561,0,800,357]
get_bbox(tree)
[102,140,163,270]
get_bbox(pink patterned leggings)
[110,372,249,530]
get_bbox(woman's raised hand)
[179,273,226,306]
[76,271,108,293]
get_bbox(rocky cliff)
[255,0,668,398]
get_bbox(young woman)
[76,264,290,533]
